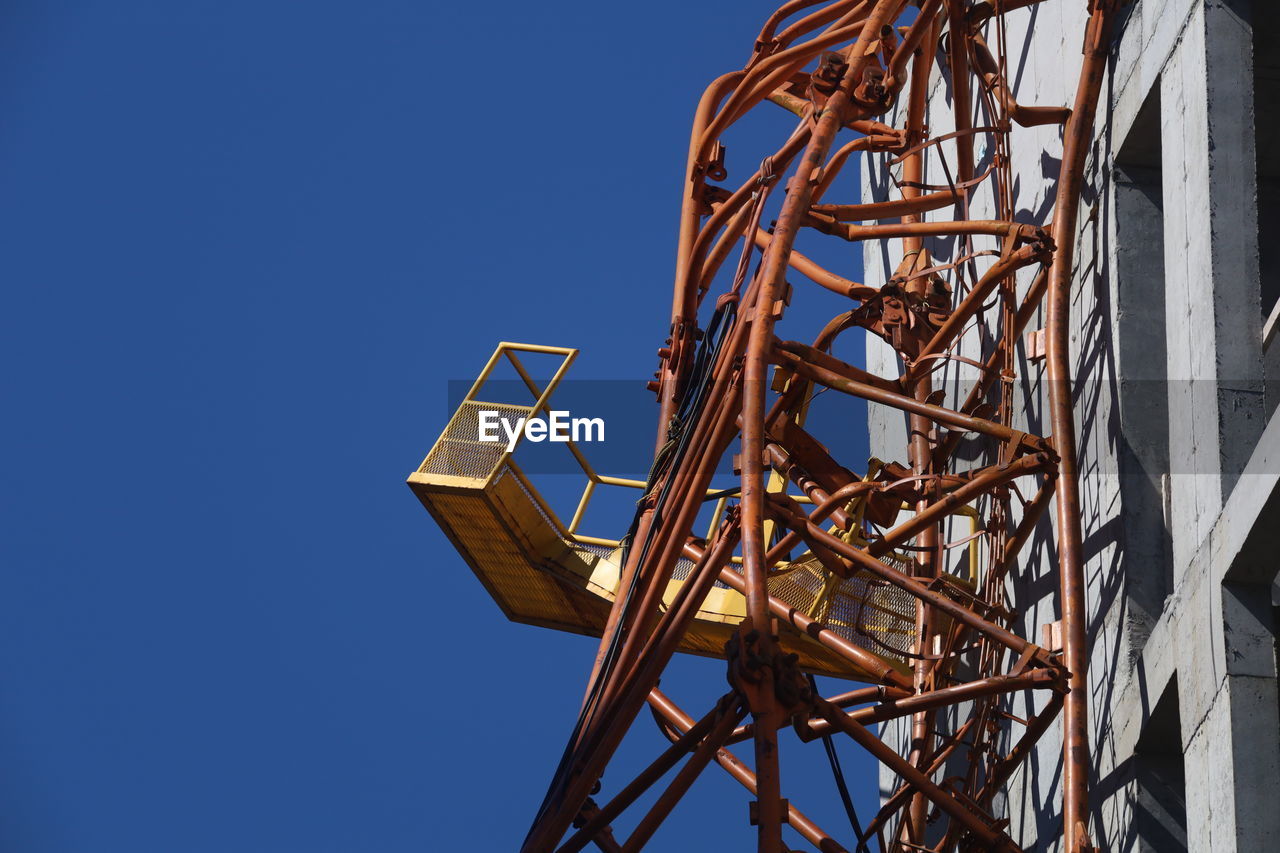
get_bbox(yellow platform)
[408,343,917,681]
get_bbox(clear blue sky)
[0,1,880,850]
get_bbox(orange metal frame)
[415,2,1121,850]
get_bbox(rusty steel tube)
[555,697,729,853]
[509,3,1116,848]
[812,698,1020,852]
[683,540,915,690]
[648,689,852,853]
[801,670,1057,735]
[753,227,877,300]
[619,700,746,852]
[772,347,1050,449]
[736,6,907,847]
[794,517,1050,661]
[1045,5,1118,850]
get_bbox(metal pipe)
[620,700,746,852]
[1044,3,1116,848]
[649,689,852,853]
[812,698,1020,852]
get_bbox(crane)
[410,1,1118,849]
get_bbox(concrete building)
[863,2,1280,849]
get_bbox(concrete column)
[1162,0,1264,576]
[1178,572,1280,849]
[1175,359,1280,850]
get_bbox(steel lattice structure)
[411,1,1120,850]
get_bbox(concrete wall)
[862,2,1280,849]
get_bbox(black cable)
[809,674,872,853]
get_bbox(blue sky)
[0,1,881,850]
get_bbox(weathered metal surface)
[412,2,1119,850]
